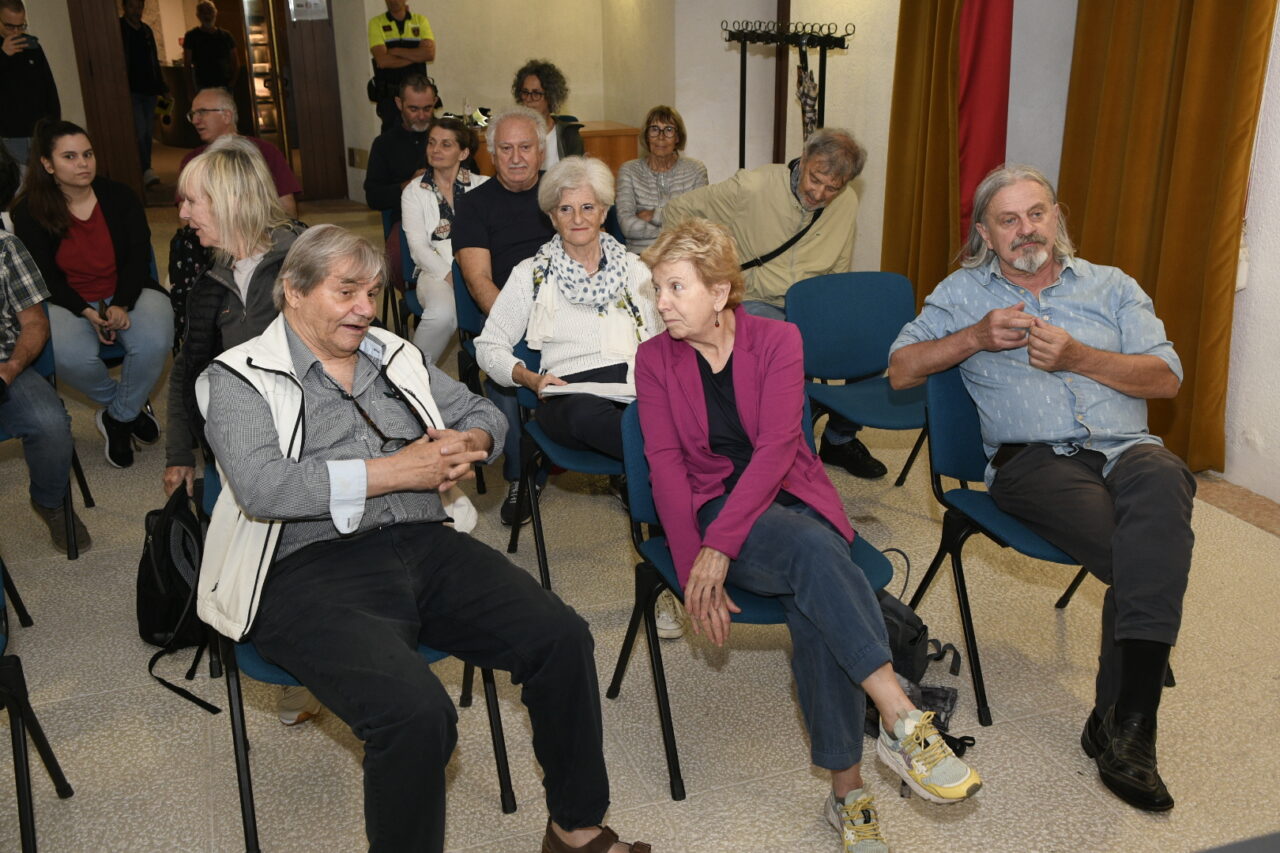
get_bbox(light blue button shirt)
[890,256,1182,484]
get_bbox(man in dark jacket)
[363,74,438,224]
[0,0,59,168]
[120,0,167,187]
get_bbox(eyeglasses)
[351,397,411,454]
[518,88,545,102]
[186,107,229,124]
[1,21,29,32]
[646,125,677,138]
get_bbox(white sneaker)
[277,685,323,726]
[654,589,685,639]
[825,788,889,852]
[876,709,981,803]
[143,168,160,186]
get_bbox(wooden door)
[271,0,346,200]
[65,0,142,194]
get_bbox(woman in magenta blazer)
[635,219,982,849]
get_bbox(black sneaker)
[96,409,135,468]
[30,498,92,554]
[500,480,540,526]
[131,409,160,444]
[819,436,887,479]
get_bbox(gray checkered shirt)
[1,232,51,363]
[203,319,506,560]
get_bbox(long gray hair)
[961,164,1075,269]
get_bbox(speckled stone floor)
[2,205,1278,851]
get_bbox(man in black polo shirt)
[363,74,438,224]
[453,105,555,525]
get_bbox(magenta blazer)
[634,306,855,588]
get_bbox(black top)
[11,177,164,316]
[363,123,429,216]
[697,351,801,504]
[451,175,554,289]
[0,42,59,138]
[119,18,166,96]
[183,26,237,89]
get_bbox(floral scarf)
[526,232,648,353]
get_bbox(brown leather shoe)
[541,819,652,853]
[30,499,91,554]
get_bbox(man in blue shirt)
[888,164,1194,814]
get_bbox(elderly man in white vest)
[195,224,651,853]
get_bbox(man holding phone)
[0,0,60,168]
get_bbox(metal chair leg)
[945,525,992,726]
[70,448,94,508]
[894,427,928,487]
[606,571,649,700]
[5,685,36,853]
[2,566,34,629]
[480,668,517,814]
[62,488,78,562]
[220,638,260,853]
[506,433,538,557]
[459,662,475,708]
[908,535,950,611]
[1054,566,1090,609]
[641,586,685,800]
[3,655,74,853]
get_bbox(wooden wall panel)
[66,0,142,194]
[278,0,346,200]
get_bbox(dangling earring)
[714,311,721,328]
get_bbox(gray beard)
[1011,247,1049,273]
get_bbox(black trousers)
[534,363,628,461]
[988,442,1195,711]
[250,522,609,853]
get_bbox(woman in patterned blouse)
[615,106,708,253]
[400,117,489,362]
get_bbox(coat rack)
[721,20,855,168]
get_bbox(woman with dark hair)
[512,59,583,169]
[615,105,708,253]
[400,117,489,362]
[12,119,173,469]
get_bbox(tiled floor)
[3,206,1279,851]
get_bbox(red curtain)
[956,0,1014,240]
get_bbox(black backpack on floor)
[136,488,219,714]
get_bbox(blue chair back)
[452,261,486,337]
[380,209,396,238]
[785,272,916,380]
[604,207,625,245]
[925,367,989,484]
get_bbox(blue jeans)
[47,289,173,422]
[130,93,159,171]
[698,494,890,770]
[741,299,858,444]
[0,366,73,508]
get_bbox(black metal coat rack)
[721,20,855,168]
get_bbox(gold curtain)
[1058,0,1276,470]
[881,0,965,305]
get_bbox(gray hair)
[802,128,866,183]
[196,86,238,123]
[961,163,1075,269]
[274,224,385,312]
[537,155,614,213]
[485,106,545,154]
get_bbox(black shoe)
[500,480,540,526]
[819,436,887,479]
[131,409,160,444]
[1081,706,1174,812]
[96,409,135,468]
[30,498,92,554]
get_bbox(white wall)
[783,0,900,273]
[1006,0,1077,186]
[673,0,776,184]
[29,0,86,128]
[1225,17,1280,499]
[602,0,675,127]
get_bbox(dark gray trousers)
[988,442,1195,711]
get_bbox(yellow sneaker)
[825,788,889,852]
[876,710,981,804]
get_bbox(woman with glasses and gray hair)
[476,155,660,463]
[615,105,708,253]
[512,59,583,169]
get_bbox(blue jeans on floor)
[47,289,173,422]
[698,494,891,770]
[130,93,158,171]
[0,366,73,508]
[740,299,858,444]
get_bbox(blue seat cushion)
[806,378,925,431]
[235,641,449,686]
[941,488,1077,564]
[524,421,623,477]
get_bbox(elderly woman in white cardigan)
[476,155,661,460]
[400,117,489,362]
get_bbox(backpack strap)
[740,206,824,271]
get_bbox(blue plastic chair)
[908,367,1087,726]
[505,341,625,590]
[0,557,74,852]
[785,272,928,486]
[451,260,488,494]
[200,466,516,852]
[605,403,893,800]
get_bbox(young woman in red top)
[13,120,173,468]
